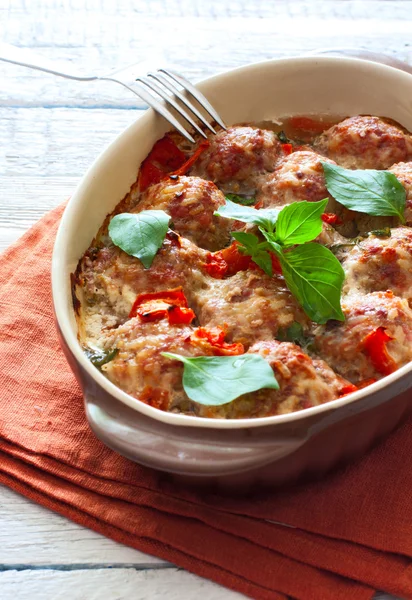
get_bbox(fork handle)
[0,42,97,81]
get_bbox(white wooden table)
[0,1,410,598]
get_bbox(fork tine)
[147,72,216,135]
[131,80,195,143]
[136,77,207,139]
[159,69,227,130]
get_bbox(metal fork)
[0,42,226,143]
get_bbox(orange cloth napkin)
[2,204,412,600]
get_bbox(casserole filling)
[73,115,412,418]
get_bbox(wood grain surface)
[0,0,410,598]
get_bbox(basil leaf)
[108,210,170,268]
[328,241,357,255]
[275,199,328,247]
[277,130,290,143]
[232,231,273,276]
[322,163,406,223]
[278,244,345,324]
[277,321,305,344]
[369,227,391,238]
[214,199,279,231]
[84,347,118,368]
[225,193,255,206]
[276,322,315,352]
[259,229,283,254]
[162,352,279,406]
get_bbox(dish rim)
[52,54,412,431]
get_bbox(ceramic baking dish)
[52,56,412,490]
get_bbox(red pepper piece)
[219,242,253,276]
[289,116,332,134]
[339,383,358,397]
[271,253,283,275]
[146,135,186,170]
[321,213,343,226]
[139,136,186,192]
[136,301,171,322]
[139,161,165,192]
[206,243,282,278]
[167,305,196,325]
[170,140,210,177]
[362,327,397,376]
[204,252,228,278]
[129,287,195,325]
[282,143,293,155]
[205,242,253,279]
[191,327,244,356]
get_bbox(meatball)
[256,150,337,209]
[137,176,232,251]
[389,161,412,225]
[313,291,412,383]
[196,340,352,419]
[101,320,201,411]
[314,116,412,170]
[77,233,208,341]
[192,269,308,347]
[190,126,283,194]
[343,227,412,303]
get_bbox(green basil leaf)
[259,229,283,255]
[276,322,315,352]
[162,352,279,406]
[275,199,328,247]
[277,321,305,344]
[225,193,255,206]
[279,243,345,324]
[277,130,290,143]
[108,210,170,268]
[369,227,391,238]
[214,199,279,231]
[232,231,273,276]
[322,163,406,223]
[328,241,357,255]
[84,347,118,368]
[248,250,273,277]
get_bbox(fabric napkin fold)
[1,204,412,600]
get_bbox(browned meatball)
[137,176,232,251]
[190,126,283,194]
[102,320,202,411]
[192,269,308,347]
[313,291,412,383]
[196,340,352,419]
[314,116,412,169]
[343,227,412,303]
[103,319,247,416]
[77,233,208,340]
[256,150,336,209]
[389,161,412,225]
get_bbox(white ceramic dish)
[52,57,412,490]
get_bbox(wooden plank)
[0,486,401,600]
[1,2,412,109]
[0,568,245,600]
[0,176,77,251]
[0,486,167,567]
[0,108,139,178]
